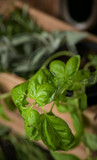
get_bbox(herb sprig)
[11,55,97,153]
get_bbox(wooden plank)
[14,1,97,44]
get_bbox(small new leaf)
[64,55,80,82]
[49,60,65,79]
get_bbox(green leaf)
[0,103,10,120]
[49,60,65,78]
[79,93,87,111]
[71,112,84,137]
[64,56,80,82]
[55,98,78,113]
[22,107,41,141]
[40,114,74,151]
[24,122,41,141]
[22,107,40,126]
[94,156,97,160]
[50,151,80,160]
[28,69,58,106]
[4,97,16,111]
[88,54,97,67]
[82,133,97,151]
[11,81,29,110]
[0,125,10,137]
[68,70,90,90]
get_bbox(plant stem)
[0,92,11,100]
[84,62,92,70]
[50,102,55,113]
[41,51,72,68]
[86,147,92,160]
[42,106,47,115]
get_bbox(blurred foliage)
[0,125,54,160]
[0,6,87,79]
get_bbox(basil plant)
[11,55,97,153]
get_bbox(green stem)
[84,62,92,70]
[41,51,72,68]
[50,102,55,113]
[42,106,47,115]
[0,92,11,100]
[86,147,92,160]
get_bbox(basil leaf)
[22,107,40,126]
[68,70,90,90]
[24,123,41,141]
[41,114,74,151]
[71,112,84,137]
[49,60,65,78]
[82,133,97,151]
[64,56,80,82]
[50,151,80,160]
[55,98,78,113]
[28,69,58,106]
[22,107,41,141]
[11,81,29,110]
[79,93,87,111]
